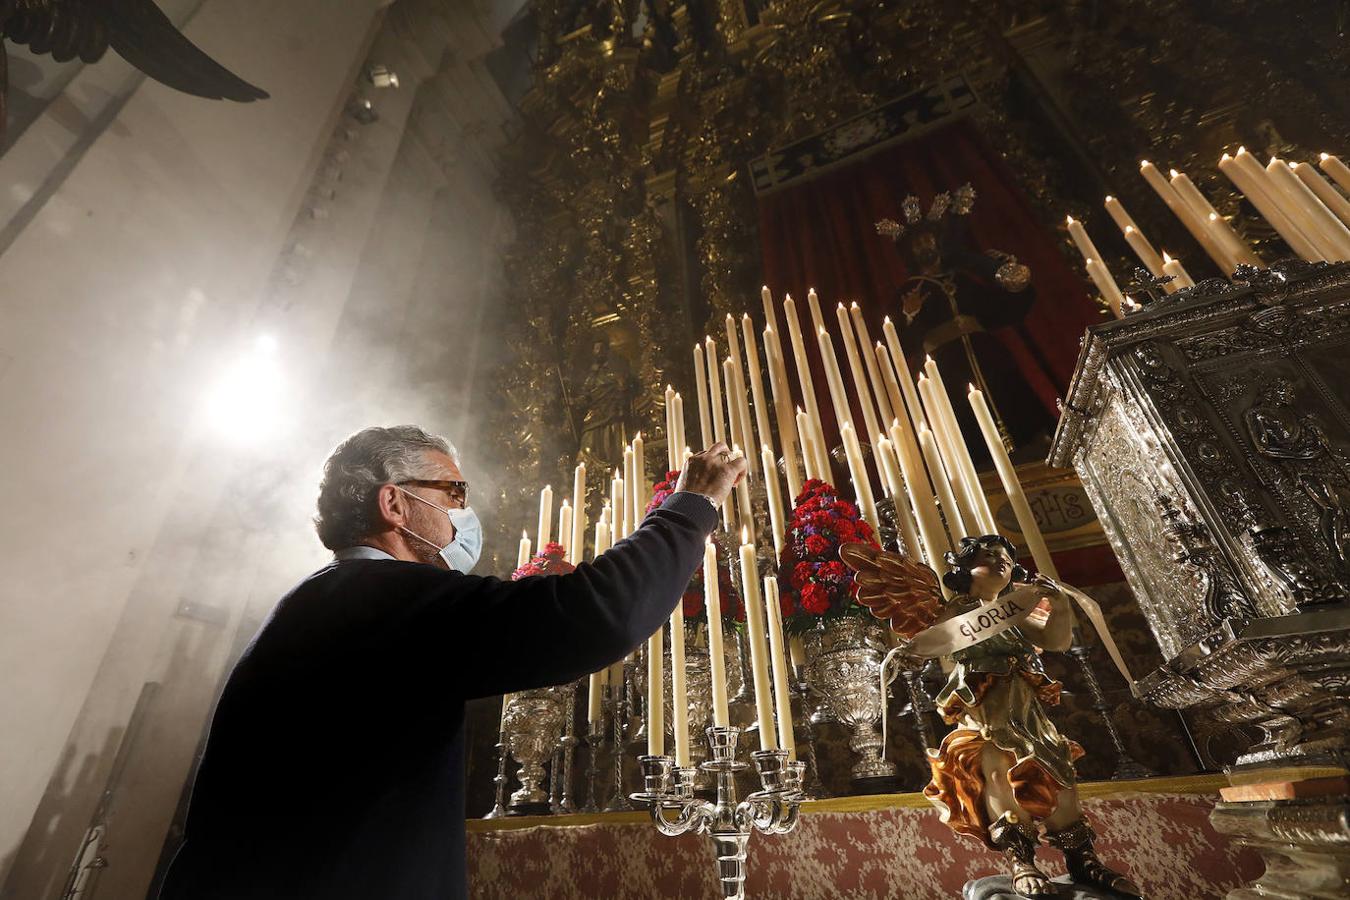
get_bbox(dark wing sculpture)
[3,0,267,129]
[839,542,945,639]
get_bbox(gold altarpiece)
[480,0,1350,567]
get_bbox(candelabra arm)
[650,798,707,836]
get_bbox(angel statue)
[1,0,267,140]
[841,537,1141,899]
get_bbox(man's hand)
[675,441,747,509]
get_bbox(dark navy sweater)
[157,492,717,899]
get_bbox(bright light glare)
[205,336,285,444]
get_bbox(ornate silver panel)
[1049,260,1350,772]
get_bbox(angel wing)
[4,0,267,101]
[839,542,944,638]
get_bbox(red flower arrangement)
[647,470,745,624]
[776,478,879,631]
[511,541,575,580]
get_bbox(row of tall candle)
[650,287,1064,759]
[509,286,1062,760]
[690,288,1060,578]
[1067,150,1350,316]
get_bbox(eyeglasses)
[398,479,469,508]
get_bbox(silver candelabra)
[631,725,805,899]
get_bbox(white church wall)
[0,0,391,888]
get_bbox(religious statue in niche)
[841,537,1141,899]
[571,325,642,475]
[876,187,1056,463]
[1244,377,1350,570]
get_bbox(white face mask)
[394,486,483,573]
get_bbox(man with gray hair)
[159,425,745,900]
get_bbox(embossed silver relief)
[1051,261,1350,784]
[1245,377,1350,575]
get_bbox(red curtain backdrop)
[756,117,1101,447]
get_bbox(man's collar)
[334,545,396,562]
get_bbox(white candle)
[537,484,553,547]
[1065,215,1104,263]
[693,343,713,448]
[723,357,746,473]
[622,445,635,538]
[557,500,573,560]
[840,421,880,538]
[731,442,753,541]
[1294,161,1350,228]
[875,436,921,558]
[1140,160,1229,271]
[1103,195,1168,277]
[796,407,820,483]
[836,303,883,454]
[876,342,925,493]
[705,336,726,444]
[633,432,646,523]
[1084,258,1125,318]
[647,620,664,757]
[969,385,1059,579]
[762,576,796,759]
[917,370,976,534]
[669,602,689,767]
[882,317,926,448]
[892,418,951,571]
[1162,252,1195,289]
[764,328,803,502]
[570,462,587,565]
[587,666,607,727]
[1222,150,1324,261]
[917,422,966,545]
[923,356,996,534]
[1234,150,1326,257]
[672,393,686,462]
[816,325,853,437]
[1267,158,1350,260]
[725,315,758,476]
[1319,153,1350,194]
[762,289,803,494]
[762,443,786,558]
[784,294,830,477]
[517,531,531,568]
[850,303,896,427]
[610,469,624,540]
[665,385,678,470]
[740,531,778,751]
[742,314,774,464]
[806,287,827,335]
[703,539,730,727]
[1167,170,1261,270]
[1121,225,1168,278]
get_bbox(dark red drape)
[756,118,1100,446]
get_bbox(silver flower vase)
[502,686,570,814]
[806,615,897,785]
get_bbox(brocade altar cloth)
[467,778,1260,899]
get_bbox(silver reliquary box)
[1049,260,1350,772]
